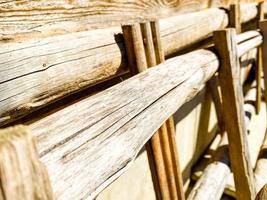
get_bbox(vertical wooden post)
[122,21,185,200]
[0,125,54,200]
[213,28,256,200]
[229,4,241,34]
[256,1,265,114]
[260,20,267,113]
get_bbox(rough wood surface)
[0,1,259,43]
[214,28,256,200]
[26,49,219,200]
[237,34,262,56]
[0,6,259,127]
[0,125,53,200]
[229,4,241,33]
[256,184,267,200]
[0,8,228,127]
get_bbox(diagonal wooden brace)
[213,28,256,200]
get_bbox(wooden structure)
[1,1,267,200]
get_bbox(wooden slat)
[213,28,256,200]
[0,125,53,200]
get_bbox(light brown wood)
[123,21,185,200]
[213,28,256,200]
[27,49,219,200]
[0,8,228,127]
[0,125,53,200]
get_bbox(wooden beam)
[0,8,228,127]
[27,49,219,200]
[0,125,53,200]
[213,28,256,200]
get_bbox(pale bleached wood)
[26,49,219,200]
[0,7,257,127]
[0,8,228,127]
[237,34,262,56]
[0,125,53,200]
[0,0,259,43]
[213,28,256,200]
[236,30,261,43]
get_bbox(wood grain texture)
[26,49,219,200]
[214,28,256,200]
[0,0,260,43]
[0,125,53,200]
[0,8,228,127]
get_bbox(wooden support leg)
[0,125,54,200]
[213,29,256,200]
[122,21,185,200]
[260,21,267,112]
[256,1,265,114]
[229,4,241,34]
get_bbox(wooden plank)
[0,8,228,127]
[0,125,53,200]
[27,49,219,200]
[213,28,256,200]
